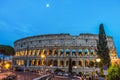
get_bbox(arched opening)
[35,50,38,56]
[60,60,64,67]
[84,49,88,55]
[79,60,83,67]
[41,60,46,65]
[54,50,58,56]
[36,50,40,56]
[66,49,70,56]
[60,49,64,56]
[90,49,94,55]
[66,60,69,66]
[43,50,47,56]
[90,60,95,67]
[72,50,76,56]
[34,60,37,66]
[29,50,32,56]
[32,60,35,66]
[48,50,52,56]
[32,50,35,56]
[72,60,76,67]
[38,60,41,66]
[85,60,89,67]
[53,60,58,66]
[38,50,41,56]
[78,49,82,56]
[48,59,53,66]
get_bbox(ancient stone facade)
[13,33,117,74]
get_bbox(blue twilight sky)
[0,0,120,57]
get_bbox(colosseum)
[13,33,118,74]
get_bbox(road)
[0,71,41,80]
[0,72,13,79]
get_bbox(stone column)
[64,60,66,67]
[27,60,29,67]
[58,59,60,67]
[52,49,54,56]
[84,59,85,67]
[58,49,60,56]
[70,51,72,57]
[63,49,66,57]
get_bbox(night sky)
[0,0,120,57]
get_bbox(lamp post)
[96,58,101,73]
[41,54,46,74]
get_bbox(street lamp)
[41,54,45,59]
[96,58,101,73]
[41,54,46,74]
[96,58,100,63]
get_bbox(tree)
[68,57,72,74]
[0,45,15,65]
[107,65,120,80]
[97,24,111,67]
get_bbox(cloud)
[14,24,33,36]
[0,19,36,36]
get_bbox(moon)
[46,4,50,7]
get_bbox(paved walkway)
[51,76,80,80]
[13,71,40,80]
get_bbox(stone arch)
[38,60,41,66]
[48,50,52,56]
[34,60,37,66]
[84,49,89,55]
[36,50,40,56]
[60,60,64,67]
[72,60,77,66]
[41,49,46,56]
[15,52,18,56]
[53,60,58,66]
[60,49,64,56]
[78,49,82,56]
[29,50,32,56]
[72,49,76,56]
[41,60,46,65]
[66,49,70,56]
[66,60,69,66]
[38,50,41,56]
[48,59,53,66]
[24,50,27,56]
[32,50,36,56]
[19,51,22,56]
[85,60,90,67]
[90,60,95,67]
[34,50,38,56]
[54,49,58,56]
[79,60,83,67]
[32,60,35,66]
[43,50,47,56]
[90,49,94,55]
[21,51,24,56]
